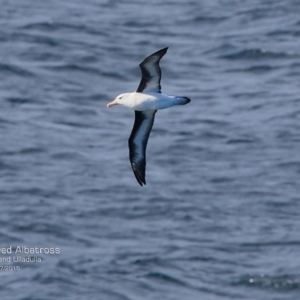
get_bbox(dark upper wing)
[128,110,157,186]
[136,47,168,93]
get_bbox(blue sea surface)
[1,0,300,299]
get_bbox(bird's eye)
[119,96,123,99]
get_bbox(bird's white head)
[107,93,130,108]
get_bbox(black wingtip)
[132,163,146,187]
[159,47,169,54]
[151,47,168,57]
[185,97,191,104]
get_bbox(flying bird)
[107,47,191,186]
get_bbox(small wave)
[13,32,60,47]
[240,240,300,247]
[0,160,15,171]
[234,274,300,291]
[6,97,38,105]
[21,21,57,31]
[133,257,164,266]
[0,117,13,125]
[226,137,259,144]
[51,151,85,160]
[198,119,230,126]
[231,91,268,100]
[53,120,97,129]
[21,21,103,36]
[193,15,228,23]
[0,231,21,243]
[275,161,300,174]
[44,64,101,75]
[220,49,298,60]
[33,272,76,285]
[124,20,159,28]
[0,63,34,77]
[267,29,294,37]
[0,148,44,157]
[14,222,71,239]
[44,64,126,79]
[201,131,227,140]
[20,20,94,32]
[146,272,188,286]
[77,188,103,195]
[228,65,277,73]
[209,176,234,183]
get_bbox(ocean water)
[1,0,300,299]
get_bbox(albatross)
[107,47,191,186]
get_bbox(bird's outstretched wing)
[136,47,168,93]
[128,110,157,186]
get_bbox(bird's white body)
[109,92,189,111]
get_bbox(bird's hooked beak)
[106,99,118,108]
